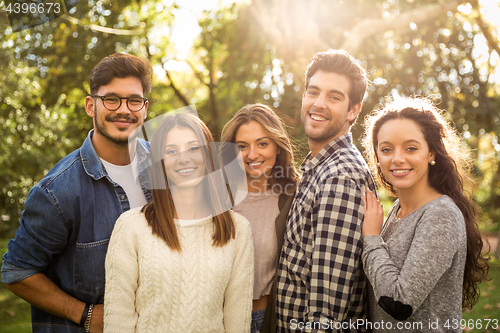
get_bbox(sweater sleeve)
[362,203,462,319]
[223,213,254,333]
[103,211,140,332]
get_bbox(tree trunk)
[495,230,500,257]
[208,54,220,139]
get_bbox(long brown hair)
[221,103,300,193]
[142,112,236,251]
[362,97,489,309]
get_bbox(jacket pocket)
[74,238,110,295]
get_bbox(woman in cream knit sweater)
[103,112,254,332]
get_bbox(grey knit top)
[362,195,466,332]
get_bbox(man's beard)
[301,106,344,143]
[94,106,139,145]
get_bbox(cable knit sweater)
[103,208,254,333]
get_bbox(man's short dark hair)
[90,53,153,95]
[305,49,368,117]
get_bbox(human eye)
[407,146,418,152]
[329,95,340,101]
[165,148,177,155]
[380,147,392,153]
[259,141,269,147]
[104,95,120,103]
[128,97,143,105]
[237,144,247,150]
[189,146,201,152]
[306,90,318,96]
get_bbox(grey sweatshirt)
[362,195,466,333]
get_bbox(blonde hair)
[221,103,300,192]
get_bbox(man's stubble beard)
[94,105,140,146]
[301,106,344,144]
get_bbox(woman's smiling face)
[377,118,435,193]
[235,121,279,181]
[163,126,206,188]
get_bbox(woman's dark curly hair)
[362,96,489,309]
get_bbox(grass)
[462,256,500,333]
[0,238,499,333]
[0,237,31,333]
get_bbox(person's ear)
[143,99,149,120]
[429,151,436,165]
[85,96,95,117]
[347,102,362,122]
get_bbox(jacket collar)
[80,130,149,180]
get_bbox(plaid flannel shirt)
[276,133,376,333]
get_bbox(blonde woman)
[221,104,300,333]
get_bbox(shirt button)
[120,195,126,200]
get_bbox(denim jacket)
[1,130,151,332]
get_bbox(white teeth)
[393,170,410,174]
[249,162,262,167]
[177,168,195,174]
[311,114,326,121]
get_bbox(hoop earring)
[430,160,436,165]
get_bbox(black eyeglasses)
[91,95,148,112]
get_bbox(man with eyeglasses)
[2,53,153,333]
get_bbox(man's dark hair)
[89,53,153,95]
[305,49,368,124]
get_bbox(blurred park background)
[0,0,499,331]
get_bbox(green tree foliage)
[0,0,177,234]
[358,1,500,228]
[1,0,499,237]
[172,4,283,139]
[246,0,500,229]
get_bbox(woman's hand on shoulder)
[362,189,385,236]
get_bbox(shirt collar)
[301,133,353,173]
[80,129,150,180]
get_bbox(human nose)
[392,149,405,164]
[247,146,259,160]
[114,98,132,114]
[313,93,327,109]
[178,150,191,164]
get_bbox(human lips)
[309,113,327,122]
[247,161,264,169]
[390,169,412,176]
[176,167,197,176]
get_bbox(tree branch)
[475,11,500,58]
[60,14,145,35]
[341,0,466,54]
[249,0,285,48]
[207,55,220,137]
[186,60,209,87]
[165,72,190,106]
[250,0,468,88]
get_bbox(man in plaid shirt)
[276,50,376,332]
